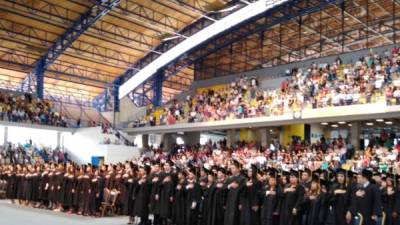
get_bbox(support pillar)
[35,59,45,99]
[153,69,164,107]
[142,134,149,149]
[3,126,8,146]
[56,131,61,149]
[227,129,237,147]
[350,122,361,151]
[259,128,268,148]
[161,133,175,152]
[184,132,200,146]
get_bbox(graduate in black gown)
[159,160,176,225]
[240,164,262,225]
[303,174,325,225]
[172,169,187,225]
[80,166,92,215]
[38,165,50,208]
[200,169,216,225]
[31,166,40,205]
[61,165,75,212]
[185,166,202,225]
[330,169,350,225]
[224,160,245,225]
[132,165,151,225]
[210,167,228,225]
[381,174,397,225]
[348,169,382,225]
[88,168,103,216]
[279,170,305,225]
[260,168,281,225]
[122,166,136,218]
[149,162,162,225]
[5,166,16,201]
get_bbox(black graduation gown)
[59,174,68,206]
[114,175,124,209]
[149,172,162,215]
[38,172,49,202]
[260,185,282,225]
[173,180,187,225]
[54,172,64,203]
[6,173,16,199]
[159,172,175,219]
[382,187,397,225]
[210,180,227,225]
[185,180,202,225]
[88,176,103,214]
[349,183,382,225]
[122,177,135,215]
[201,183,215,225]
[30,173,40,202]
[224,174,246,225]
[80,175,91,212]
[48,172,57,202]
[304,194,324,225]
[16,174,24,200]
[330,184,350,225]
[279,184,305,225]
[240,178,262,225]
[23,174,32,201]
[73,176,82,207]
[132,177,151,218]
[63,175,75,208]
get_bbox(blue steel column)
[112,77,123,112]
[35,59,45,99]
[153,69,164,107]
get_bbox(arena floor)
[0,200,128,225]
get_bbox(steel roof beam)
[32,0,120,99]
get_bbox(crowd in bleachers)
[0,91,67,127]
[139,47,400,127]
[0,141,68,165]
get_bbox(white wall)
[62,126,140,164]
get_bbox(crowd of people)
[0,134,400,225]
[0,141,69,165]
[0,91,67,127]
[141,47,400,127]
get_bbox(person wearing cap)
[260,168,281,225]
[381,174,397,225]
[149,161,162,225]
[200,168,216,225]
[330,169,351,225]
[172,168,187,225]
[347,169,383,225]
[159,160,176,225]
[88,168,102,217]
[240,164,262,225]
[185,166,201,225]
[129,165,151,225]
[224,160,245,225]
[209,167,228,225]
[303,174,325,225]
[279,169,305,225]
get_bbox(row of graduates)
[1,160,400,225]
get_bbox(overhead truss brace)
[30,0,120,99]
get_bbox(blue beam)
[153,69,165,107]
[33,0,120,99]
